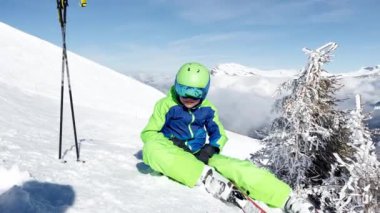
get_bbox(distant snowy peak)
[341,65,380,78]
[213,63,380,79]
[363,65,380,72]
[360,65,380,77]
[211,63,257,77]
[211,63,297,78]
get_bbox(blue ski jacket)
[141,87,228,153]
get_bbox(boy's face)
[179,97,201,109]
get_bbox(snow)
[0,165,31,194]
[339,65,380,78]
[0,22,269,212]
[211,63,298,78]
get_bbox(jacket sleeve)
[204,102,228,151]
[141,99,170,143]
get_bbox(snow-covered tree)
[318,95,380,212]
[252,42,353,189]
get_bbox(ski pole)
[57,0,81,162]
[57,0,67,160]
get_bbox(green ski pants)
[142,139,291,208]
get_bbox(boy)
[141,62,315,212]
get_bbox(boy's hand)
[170,138,192,152]
[196,144,220,164]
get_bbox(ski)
[201,167,274,213]
[227,188,268,213]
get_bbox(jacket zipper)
[188,110,195,138]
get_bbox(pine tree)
[252,42,352,189]
[318,95,380,212]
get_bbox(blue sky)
[1,0,379,74]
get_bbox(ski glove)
[195,144,220,164]
[170,138,192,153]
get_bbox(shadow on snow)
[0,180,75,213]
[134,150,162,176]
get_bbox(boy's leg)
[208,154,291,208]
[142,139,204,187]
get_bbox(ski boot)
[227,188,268,213]
[199,166,268,213]
[201,167,234,201]
[284,193,316,213]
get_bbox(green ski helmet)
[174,62,210,100]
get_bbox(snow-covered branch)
[319,95,380,212]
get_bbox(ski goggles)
[175,83,205,100]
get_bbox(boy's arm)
[205,103,228,152]
[141,99,169,143]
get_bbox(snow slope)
[0,22,265,213]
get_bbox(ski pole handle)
[80,0,87,7]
